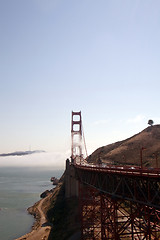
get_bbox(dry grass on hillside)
[88,125,160,168]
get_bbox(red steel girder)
[75,166,160,210]
[79,184,160,240]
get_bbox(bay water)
[0,167,63,240]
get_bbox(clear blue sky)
[0,0,160,156]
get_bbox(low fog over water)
[0,152,66,169]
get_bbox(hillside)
[87,125,160,168]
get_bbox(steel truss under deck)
[79,184,160,240]
[77,166,160,239]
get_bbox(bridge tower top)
[71,111,82,164]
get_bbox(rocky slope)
[47,181,80,240]
[87,125,160,168]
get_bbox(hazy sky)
[1,0,160,159]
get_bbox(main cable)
[82,122,88,158]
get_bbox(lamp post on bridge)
[122,154,126,164]
[153,152,159,168]
[140,147,146,169]
[98,156,102,167]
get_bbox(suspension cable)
[82,123,88,158]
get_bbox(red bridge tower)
[71,111,82,164]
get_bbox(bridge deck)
[75,163,160,178]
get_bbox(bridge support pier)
[65,159,79,198]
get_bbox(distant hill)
[0,150,45,157]
[87,125,160,168]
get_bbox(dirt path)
[15,196,52,240]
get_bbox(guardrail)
[74,163,160,178]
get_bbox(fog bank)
[0,152,67,169]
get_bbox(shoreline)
[15,191,53,240]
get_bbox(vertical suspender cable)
[82,123,88,158]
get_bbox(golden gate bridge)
[65,111,160,240]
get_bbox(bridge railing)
[74,162,160,178]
